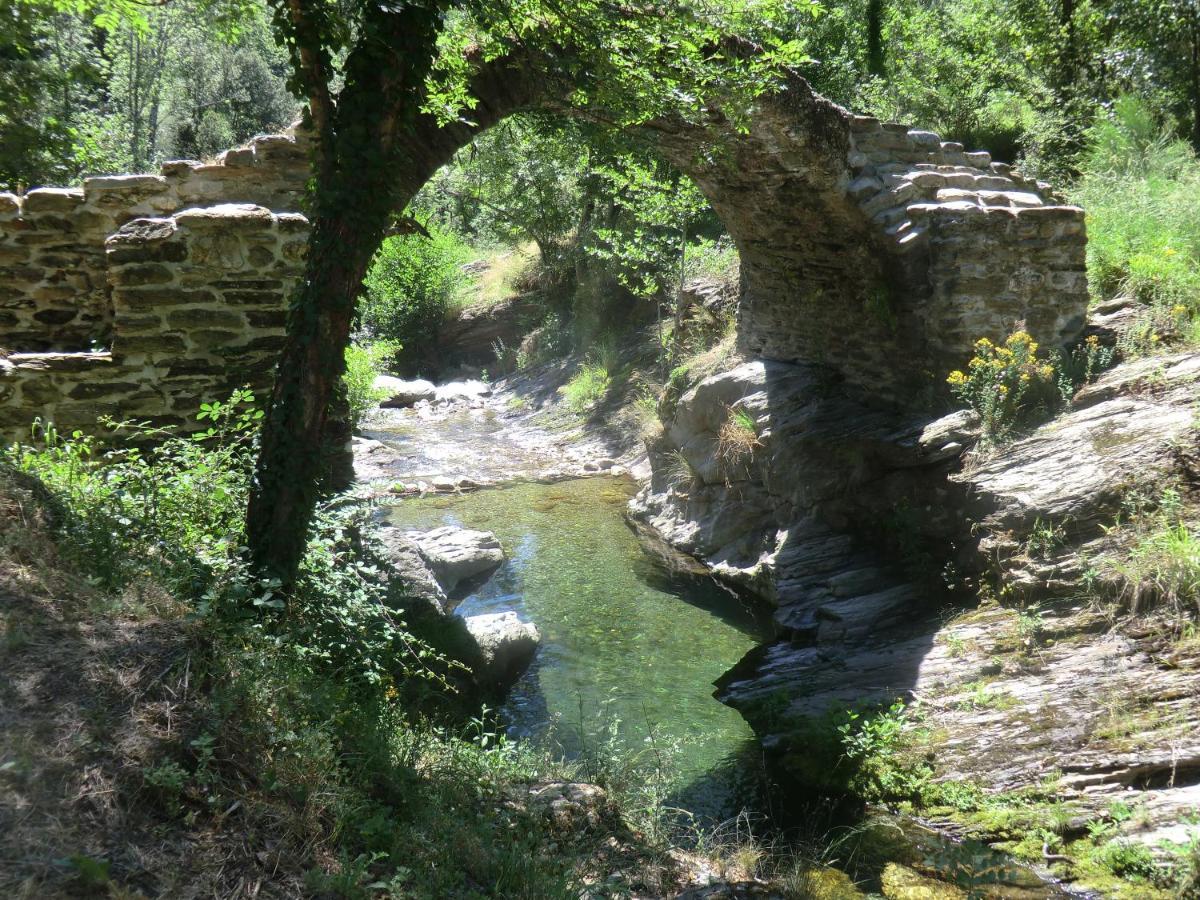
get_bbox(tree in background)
[0,0,106,187]
[0,0,296,188]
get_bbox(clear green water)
[383,475,774,819]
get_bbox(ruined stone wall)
[0,85,1092,440]
[0,204,305,440]
[0,131,308,353]
[842,116,1088,382]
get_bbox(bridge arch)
[0,65,1087,436]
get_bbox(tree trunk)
[867,0,886,77]
[244,194,390,581]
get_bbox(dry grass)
[716,406,762,481]
[454,241,538,313]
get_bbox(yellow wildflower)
[1172,304,1188,317]
[1086,334,1100,348]
[947,370,968,386]
[1165,247,1177,257]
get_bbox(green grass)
[560,361,612,413]
[1070,96,1200,350]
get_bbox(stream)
[383,475,775,822]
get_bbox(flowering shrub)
[947,331,1059,443]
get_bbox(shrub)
[359,227,472,361]
[946,331,1059,443]
[3,390,260,591]
[1091,839,1159,880]
[1053,334,1116,401]
[344,339,400,429]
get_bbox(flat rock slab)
[376,376,436,408]
[406,525,504,594]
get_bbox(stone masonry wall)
[844,116,1088,379]
[0,85,1091,441]
[0,130,308,352]
[0,204,304,439]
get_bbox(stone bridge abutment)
[0,73,1088,439]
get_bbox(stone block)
[176,203,274,229]
[84,174,169,204]
[23,188,85,214]
[32,285,77,303]
[67,381,143,400]
[186,328,243,347]
[116,288,218,311]
[245,309,287,328]
[164,308,245,329]
[246,244,278,268]
[160,160,202,177]
[218,147,256,167]
[113,263,176,286]
[907,129,941,149]
[275,213,309,233]
[32,309,78,326]
[114,334,188,356]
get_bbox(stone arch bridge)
[0,75,1087,440]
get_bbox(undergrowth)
[1071,96,1200,351]
[1,394,828,898]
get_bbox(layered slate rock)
[462,611,541,693]
[648,351,1200,858]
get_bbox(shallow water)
[361,405,561,484]
[383,475,774,820]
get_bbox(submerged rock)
[462,611,541,691]
[405,524,504,595]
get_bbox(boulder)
[376,375,436,407]
[376,527,447,615]
[433,379,493,403]
[462,611,540,690]
[406,525,504,594]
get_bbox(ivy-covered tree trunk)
[246,2,552,583]
[245,1,449,584]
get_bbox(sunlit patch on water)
[383,475,775,822]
